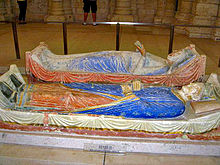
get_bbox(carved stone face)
[178,83,205,101]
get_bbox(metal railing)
[1,20,220,67]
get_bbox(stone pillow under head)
[9,74,24,92]
[0,81,17,103]
[190,100,220,115]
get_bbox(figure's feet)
[82,22,87,25]
[93,22,97,26]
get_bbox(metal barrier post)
[116,23,120,51]
[168,25,175,54]
[219,57,220,67]
[63,22,68,55]
[11,21,20,59]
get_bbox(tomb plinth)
[45,0,66,22]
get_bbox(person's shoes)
[93,22,97,26]
[82,22,87,25]
[18,20,27,24]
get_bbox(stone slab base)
[0,129,219,156]
[189,33,211,39]
[111,15,134,22]
[44,15,66,23]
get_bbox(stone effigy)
[0,65,219,135]
[26,42,206,86]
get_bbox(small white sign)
[84,143,127,153]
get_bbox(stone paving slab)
[0,129,219,157]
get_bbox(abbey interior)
[1,0,220,39]
[0,0,220,164]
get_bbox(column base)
[44,15,66,23]
[0,15,5,22]
[212,31,220,41]
[111,14,134,22]
[154,16,163,24]
[175,27,187,35]
[187,26,213,39]
[65,15,74,22]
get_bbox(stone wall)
[0,0,14,21]
[28,0,48,21]
[187,0,220,38]
[136,0,157,22]
[1,0,220,39]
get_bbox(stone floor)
[0,143,219,165]
[0,23,219,74]
[0,23,220,164]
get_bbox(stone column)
[188,0,219,38]
[3,0,14,21]
[138,0,156,23]
[63,0,73,22]
[163,0,176,23]
[45,0,66,22]
[213,4,220,40]
[111,0,134,22]
[154,0,176,24]
[176,0,194,24]
[175,0,194,34]
[0,0,6,21]
[154,0,166,23]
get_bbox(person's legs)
[23,1,27,22]
[18,2,23,22]
[91,1,97,26]
[92,13,96,25]
[84,13,88,22]
[83,1,90,25]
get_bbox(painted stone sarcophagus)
[0,65,219,135]
[25,42,206,86]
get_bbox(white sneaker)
[93,22,97,26]
[82,22,87,25]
